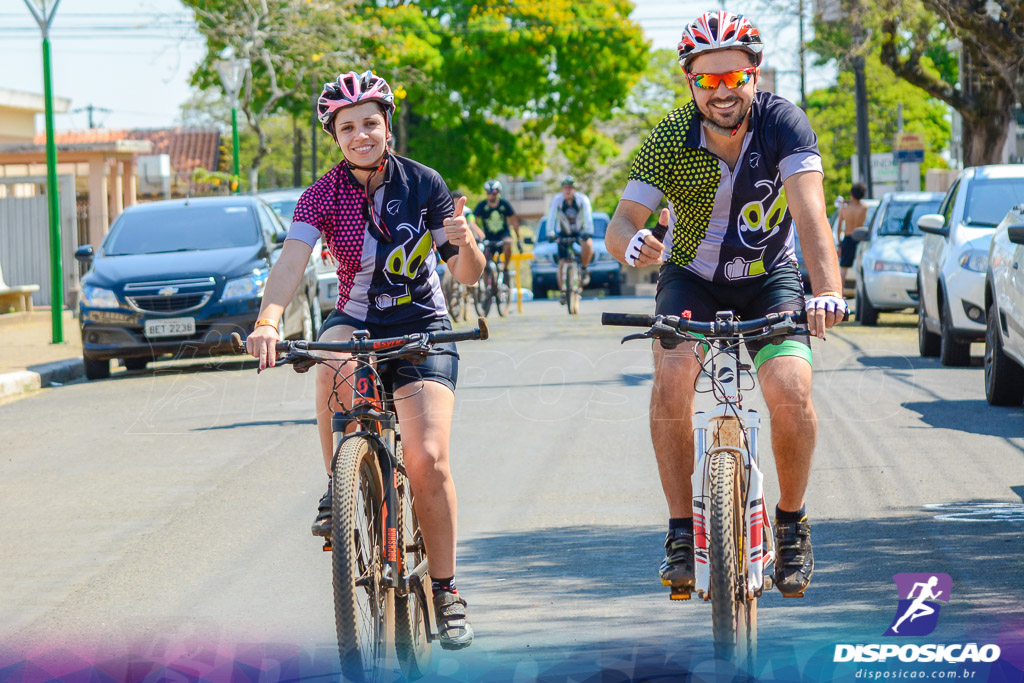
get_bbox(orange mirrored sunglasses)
[686,66,758,90]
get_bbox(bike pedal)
[781,591,805,598]
[322,540,332,552]
[669,590,691,601]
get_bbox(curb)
[0,358,84,402]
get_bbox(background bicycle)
[554,235,584,314]
[232,320,488,682]
[474,239,511,318]
[603,309,808,672]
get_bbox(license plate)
[144,317,196,338]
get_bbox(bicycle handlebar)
[602,310,808,338]
[230,317,489,358]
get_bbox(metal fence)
[0,175,79,308]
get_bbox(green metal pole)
[231,106,240,193]
[42,34,64,343]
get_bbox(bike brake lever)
[621,332,654,343]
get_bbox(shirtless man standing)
[836,183,868,292]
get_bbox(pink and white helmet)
[677,11,764,72]
[317,70,396,135]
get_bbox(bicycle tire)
[567,261,580,315]
[708,417,755,668]
[475,266,494,318]
[496,271,510,317]
[394,441,433,680]
[442,272,461,322]
[332,436,394,683]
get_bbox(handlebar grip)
[427,317,490,344]
[602,312,656,327]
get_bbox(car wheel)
[856,279,879,326]
[984,301,1024,406]
[917,276,940,357]
[608,277,622,297]
[124,358,148,371]
[939,296,971,367]
[532,285,549,300]
[84,357,110,380]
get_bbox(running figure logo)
[884,573,952,636]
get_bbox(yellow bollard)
[510,252,534,314]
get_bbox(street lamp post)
[23,0,64,344]
[214,58,249,193]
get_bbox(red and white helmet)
[317,70,396,135]
[677,11,764,72]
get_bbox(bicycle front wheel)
[394,441,433,680]
[566,261,580,315]
[333,436,394,683]
[475,267,494,318]
[495,272,511,317]
[708,418,755,669]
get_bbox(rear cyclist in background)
[546,175,595,302]
[245,70,484,650]
[474,179,522,274]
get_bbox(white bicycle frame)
[690,332,773,600]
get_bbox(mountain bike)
[232,319,488,682]
[474,239,511,318]
[554,235,583,315]
[602,309,808,671]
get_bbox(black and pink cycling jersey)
[286,156,456,325]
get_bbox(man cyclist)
[546,175,595,301]
[606,11,846,598]
[473,179,522,273]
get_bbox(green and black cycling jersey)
[624,91,822,285]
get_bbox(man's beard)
[699,96,752,136]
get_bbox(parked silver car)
[851,191,944,326]
[917,165,1024,366]
[258,187,335,319]
[983,203,1024,406]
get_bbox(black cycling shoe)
[433,590,474,650]
[774,516,813,597]
[659,528,695,589]
[311,481,332,537]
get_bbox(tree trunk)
[961,94,1014,166]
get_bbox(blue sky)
[0,0,834,132]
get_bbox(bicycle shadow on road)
[456,515,1022,671]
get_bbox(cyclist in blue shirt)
[606,11,846,599]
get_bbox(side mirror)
[851,227,870,242]
[1007,223,1024,246]
[74,245,94,262]
[273,229,289,246]
[917,214,947,236]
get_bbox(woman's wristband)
[254,318,279,332]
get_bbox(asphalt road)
[2,298,1022,680]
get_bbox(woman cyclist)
[245,69,484,650]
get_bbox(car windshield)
[266,199,298,221]
[877,199,943,236]
[104,205,260,256]
[537,215,609,240]
[964,179,1024,227]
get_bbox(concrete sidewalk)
[0,310,84,402]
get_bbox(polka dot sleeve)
[286,183,328,248]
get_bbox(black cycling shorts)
[555,233,593,261]
[839,236,857,268]
[317,311,458,394]
[483,229,511,242]
[655,262,811,368]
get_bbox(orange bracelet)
[813,291,842,298]
[254,318,279,332]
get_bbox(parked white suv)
[917,165,1024,366]
[983,204,1024,405]
[851,191,944,326]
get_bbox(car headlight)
[958,250,988,273]
[81,284,120,308]
[872,260,916,274]
[223,268,269,299]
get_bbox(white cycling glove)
[624,229,653,267]
[804,293,848,316]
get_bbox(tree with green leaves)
[359,0,649,190]
[804,53,950,203]
[182,0,364,190]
